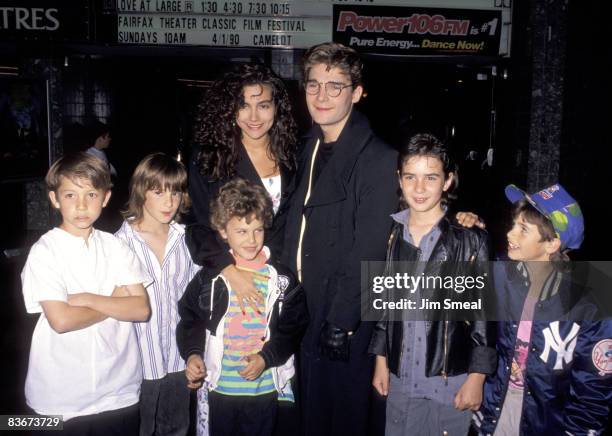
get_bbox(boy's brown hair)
[398,133,458,208]
[512,200,565,262]
[210,178,273,231]
[122,153,190,222]
[46,152,113,194]
[302,42,363,87]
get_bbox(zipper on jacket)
[385,228,400,368]
[442,319,449,382]
[261,271,280,342]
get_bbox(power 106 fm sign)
[333,5,502,56]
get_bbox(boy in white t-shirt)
[21,152,151,436]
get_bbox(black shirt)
[312,140,336,187]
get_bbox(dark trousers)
[273,376,300,436]
[274,398,299,436]
[300,348,374,436]
[208,391,278,436]
[139,371,191,436]
[60,403,139,436]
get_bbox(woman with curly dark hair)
[188,63,298,310]
[186,62,299,436]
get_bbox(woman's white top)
[261,174,282,214]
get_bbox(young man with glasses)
[282,42,398,436]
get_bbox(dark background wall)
[562,1,610,260]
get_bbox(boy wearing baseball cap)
[472,183,612,435]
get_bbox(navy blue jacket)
[473,262,612,436]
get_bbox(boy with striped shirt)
[115,153,200,436]
[176,179,307,436]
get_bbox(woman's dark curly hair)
[193,63,297,180]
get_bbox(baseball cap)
[505,183,584,250]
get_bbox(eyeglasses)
[304,80,353,97]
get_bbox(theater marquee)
[114,0,510,55]
[116,0,331,48]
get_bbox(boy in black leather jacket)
[369,134,496,436]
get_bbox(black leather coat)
[369,217,497,377]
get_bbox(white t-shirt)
[21,227,151,421]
